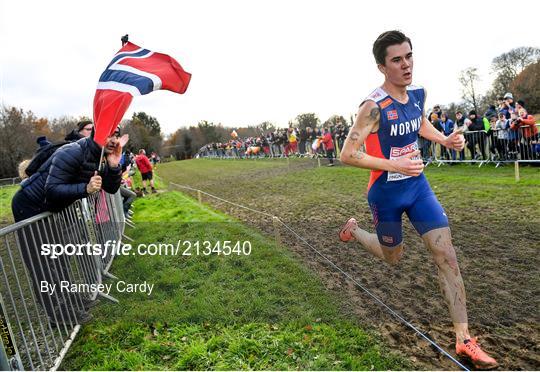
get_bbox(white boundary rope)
[168,181,469,371]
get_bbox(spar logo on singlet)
[387,141,420,182]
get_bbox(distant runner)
[135,149,156,194]
[338,30,497,369]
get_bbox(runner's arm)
[340,101,423,176]
[419,115,448,143]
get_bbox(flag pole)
[98,145,106,173]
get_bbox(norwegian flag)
[93,41,192,146]
[386,109,398,121]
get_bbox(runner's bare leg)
[422,227,470,343]
[350,226,404,265]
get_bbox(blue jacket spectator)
[440,113,454,136]
[16,136,122,214]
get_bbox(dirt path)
[162,163,539,370]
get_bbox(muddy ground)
[160,159,539,370]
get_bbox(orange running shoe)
[338,217,357,242]
[456,337,498,370]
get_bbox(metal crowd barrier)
[0,190,127,371]
[0,178,21,188]
[424,124,539,166]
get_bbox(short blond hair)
[18,159,31,179]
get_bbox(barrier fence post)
[514,161,520,182]
[272,217,280,246]
[197,190,202,204]
[286,157,290,170]
[317,157,321,168]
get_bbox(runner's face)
[378,42,413,87]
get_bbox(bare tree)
[458,67,482,112]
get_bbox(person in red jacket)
[511,108,538,160]
[320,127,335,166]
[135,149,156,193]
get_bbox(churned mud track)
[163,165,539,370]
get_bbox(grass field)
[62,191,407,370]
[155,158,539,370]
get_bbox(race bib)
[387,141,419,182]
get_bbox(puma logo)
[414,101,421,112]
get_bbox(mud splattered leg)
[422,227,470,343]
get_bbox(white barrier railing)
[428,124,539,165]
[0,190,128,370]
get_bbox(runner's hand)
[445,130,465,151]
[87,171,102,194]
[392,150,424,177]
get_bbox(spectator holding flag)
[11,127,127,325]
[13,128,126,215]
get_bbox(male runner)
[338,30,497,369]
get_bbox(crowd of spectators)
[198,123,349,166]
[199,91,539,164]
[424,93,539,162]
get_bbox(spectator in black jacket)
[298,128,308,156]
[335,124,348,152]
[11,129,125,325]
[466,110,487,160]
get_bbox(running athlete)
[338,31,498,369]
